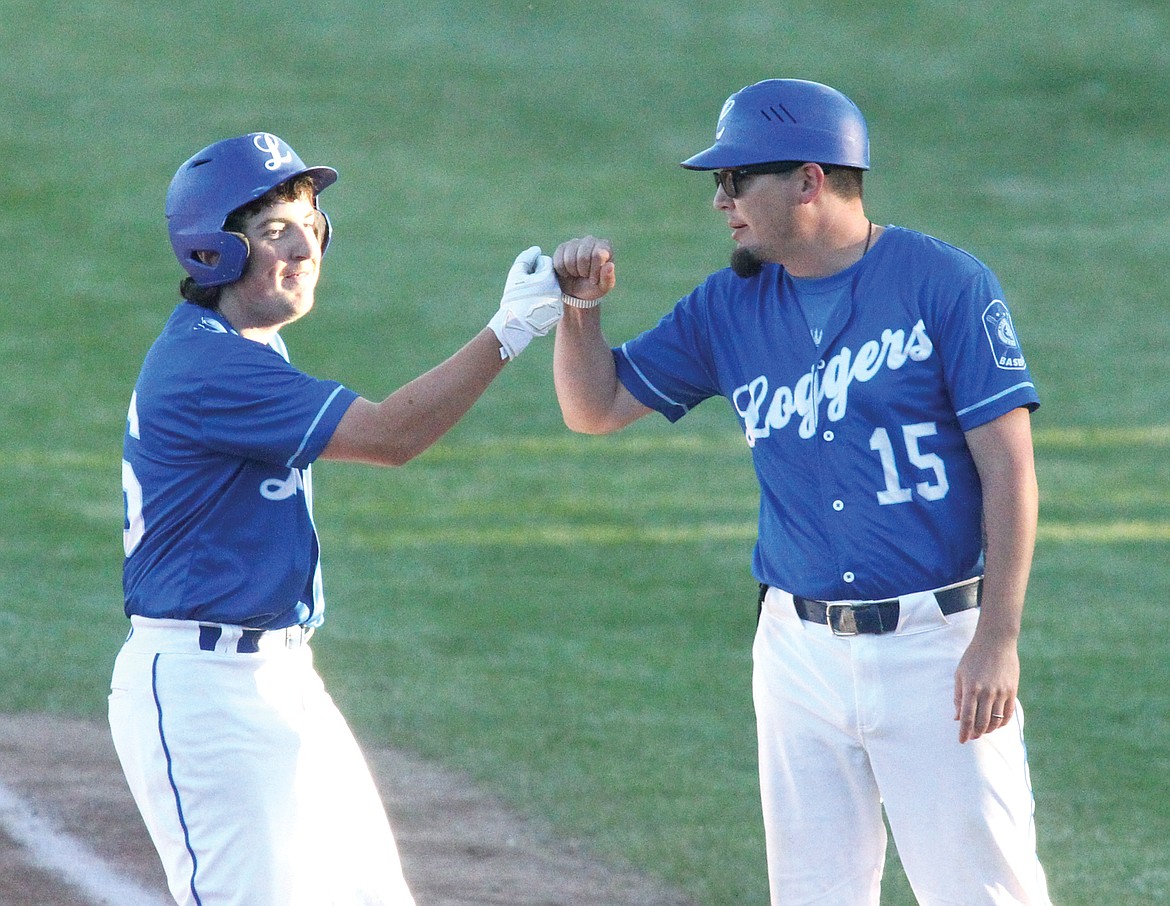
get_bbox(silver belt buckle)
[285,625,310,648]
[824,602,859,636]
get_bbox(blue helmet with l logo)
[681,79,870,172]
[166,132,338,287]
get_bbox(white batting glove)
[488,246,563,360]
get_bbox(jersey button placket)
[814,390,853,590]
[824,429,845,512]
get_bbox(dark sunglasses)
[714,161,830,198]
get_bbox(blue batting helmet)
[166,132,338,287]
[681,79,870,171]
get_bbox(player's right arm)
[322,328,509,466]
[322,246,562,466]
[552,236,650,435]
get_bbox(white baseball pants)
[109,617,415,906]
[753,586,1052,905]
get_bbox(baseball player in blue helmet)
[551,80,1053,903]
[111,131,563,905]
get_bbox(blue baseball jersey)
[121,303,358,628]
[615,226,1039,601]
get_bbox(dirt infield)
[0,713,697,906]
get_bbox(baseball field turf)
[3,1,1168,902]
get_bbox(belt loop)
[198,625,222,651]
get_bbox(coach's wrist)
[561,292,602,310]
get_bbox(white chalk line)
[0,777,171,906]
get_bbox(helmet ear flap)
[313,209,331,254]
[181,232,250,287]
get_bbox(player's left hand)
[488,246,563,360]
[953,633,1020,744]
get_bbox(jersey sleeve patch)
[981,300,1027,370]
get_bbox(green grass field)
[3,1,1169,902]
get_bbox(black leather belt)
[760,579,981,636]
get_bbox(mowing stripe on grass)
[1033,425,1170,448]
[1037,520,1170,543]
[347,521,758,548]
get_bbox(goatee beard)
[730,246,765,278]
